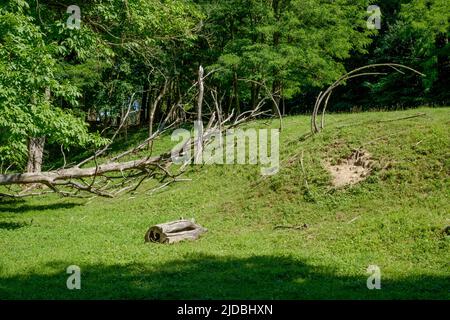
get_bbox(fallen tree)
[0,67,278,199]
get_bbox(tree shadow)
[0,254,448,300]
[0,199,25,205]
[0,202,81,214]
[0,221,31,230]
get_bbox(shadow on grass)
[0,221,31,230]
[0,202,81,214]
[0,254,448,299]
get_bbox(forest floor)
[0,107,449,299]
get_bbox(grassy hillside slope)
[0,107,449,299]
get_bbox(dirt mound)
[327,149,373,188]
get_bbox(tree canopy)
[0,0,448,172]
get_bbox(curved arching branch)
[311,63,425,134]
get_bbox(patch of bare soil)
[327,149,373,188]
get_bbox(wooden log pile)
[145,219,207,244]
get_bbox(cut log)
[144,219,207,244]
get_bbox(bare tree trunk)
[272,80,282,114]
[1,155,164,187]
[26,137,45,173]
[141,82,149,125]
[195,66,204,164]
[250,81,261,110]
[197,66,204,122]
[26,88,50,173]
[146,90,154,123]
[149,81,168,145]
[233,71,240,115]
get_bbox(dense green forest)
[0,0,448,172]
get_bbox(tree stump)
[144,219,207,244]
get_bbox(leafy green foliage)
[0,3,108,168]
[0,0,448,168]
[368,0,450,106]
[203,0,374,106]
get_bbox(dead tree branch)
[311,63,425,134]
[0,70,278,199]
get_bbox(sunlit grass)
[0,107,449,299]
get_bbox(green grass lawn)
[0,107,449,299]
